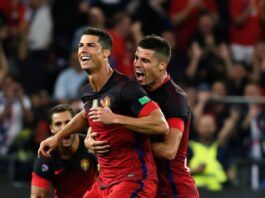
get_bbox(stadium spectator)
[188,110,239,191]
[0,75,33,155]
[169,0,218,51]
[229,0,265,64]
[53,51,87,103]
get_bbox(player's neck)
[89,65,113,92]
[59,135,79,159]
[199,136,214,146]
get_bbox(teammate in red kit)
[86,35,199,198]
[31,104,98,198]
[38,27,168,197]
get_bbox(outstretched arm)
[38,110,88,157]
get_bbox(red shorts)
[83,179,157,198]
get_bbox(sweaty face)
[78,35,105,73]
[50,111,75,148]
[133,47,161,88]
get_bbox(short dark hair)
[48,104,75,125]
[82,27,112,50]
[139,35,171,61]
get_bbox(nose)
[133,59,140,67]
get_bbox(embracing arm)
[89,100,168,135]
[112,108,168,135]
[152,127,183,160]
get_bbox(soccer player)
[31,104,98,198]
[86,35,199,198]
[38,27,169,197]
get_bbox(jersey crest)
[80,159,90,171]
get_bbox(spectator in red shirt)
[169,0,218,51]
[108,12,136,77]
[229,0,265,64]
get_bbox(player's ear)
[103,49,111,58]
[159,60,168,71]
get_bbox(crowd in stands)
[0,0,265,191]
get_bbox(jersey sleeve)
[32,157,53,180]
[120,80,158,117]
[164,93,190,120]
[31,157,52,190]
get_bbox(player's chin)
[136,79,146,86]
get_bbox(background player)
[38,27,168,197]
[31,104,98,198]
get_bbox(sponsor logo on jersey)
[80,159,90,171]
[41,164,49,172]
[138,96,150,105]
[55,168,64,175]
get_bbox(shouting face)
[50,111,75,148]
[133,47,163,89]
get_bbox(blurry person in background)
[241,83,265,160]
[72,6,106,52]
[229,0,265,64]
[193,81,231,132]
[0,42,8,87]
[31,104,98,198]
[108,11,135,77]
[19,0,53,94]
[0,75,33,155]
[188,110,239,191]
[0,0,26,76]
[169,0,218,51]
[53,51,87,103]
[250,41,265,87]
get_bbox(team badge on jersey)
[92,99,98,108]
[138,96,150,105]
[103,96,111,107]
[80,159,90,171]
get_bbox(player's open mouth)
[80,55,91,63]
[135,70,145,82]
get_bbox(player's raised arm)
[38,110,88,157]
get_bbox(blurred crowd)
[0,0,265,191]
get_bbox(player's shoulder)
[167,80,188,102]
